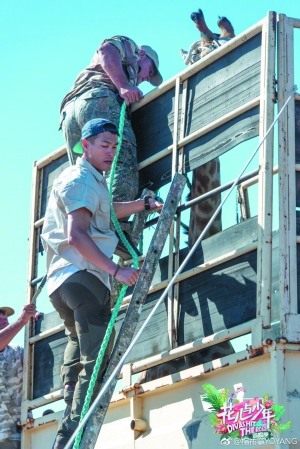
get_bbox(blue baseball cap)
[73,118,119,154]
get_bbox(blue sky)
[1,1,299,347]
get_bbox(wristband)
[113,265,120,278]
[144,196,151,210]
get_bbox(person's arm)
[113,197,163,220]
[98,42,143,105]
[68,208,140,285]
[0,304,37,351]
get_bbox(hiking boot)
[53,442,66,449]
[114,231,142,261]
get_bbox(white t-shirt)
[41,157,118,295]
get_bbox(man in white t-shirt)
[41,118,162,448]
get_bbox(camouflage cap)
[0,306,15,317]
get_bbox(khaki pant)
[50,270,115,447]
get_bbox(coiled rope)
[73,101,139,449]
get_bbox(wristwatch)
[144,196,151,210]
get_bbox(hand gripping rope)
[73,102,140,449]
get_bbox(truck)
[21,11,300,449]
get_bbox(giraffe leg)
[217,16,235,38]
[188,159,222,248]
[191,9,219,40]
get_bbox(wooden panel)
[40,154,69,218]
[186,36,261,134]
[33,312,65,398]
[177,251,257,345]
[115,289,169,364]
[33,331,66,398]
[184,107,259,173]
[132,34,261,194]
[39,154,69,254]
[148,217,259,288]
[35,310,63,333]
[139,340,235,383]
[179,217,258,271]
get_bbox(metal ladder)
[78,172,186,448]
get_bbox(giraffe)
[180,9,235,247]
[188,159,222,248]
[180,9,235,65]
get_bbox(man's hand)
[19,304,38,324]
[119,85,144,106]
[115,267,141,286]
[113,197,163,220]
[34,311,43,322]
[148,198,163,213]
[0,303,42,351]
[98,43,144,106]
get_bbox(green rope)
[183,172,192,190]
[73,102,139,449]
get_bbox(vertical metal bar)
[172,79,188,348]
[251,317,263,349]
[21,163,40,425]
[269,344,288,449]
[171,77,181,178]
[167,77,181,348]
[256,11,276,330]
[277,14,297,335]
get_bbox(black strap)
[144,196,151,210]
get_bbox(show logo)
[201,383,291,443]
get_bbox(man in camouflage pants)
[60,35,162,206]
[0,304,40,449]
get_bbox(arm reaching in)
[0,304,38,351]
[98,42,143,105]
[68,208,140,286]
[113,197,163,220]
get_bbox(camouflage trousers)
[60,87,139,203]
